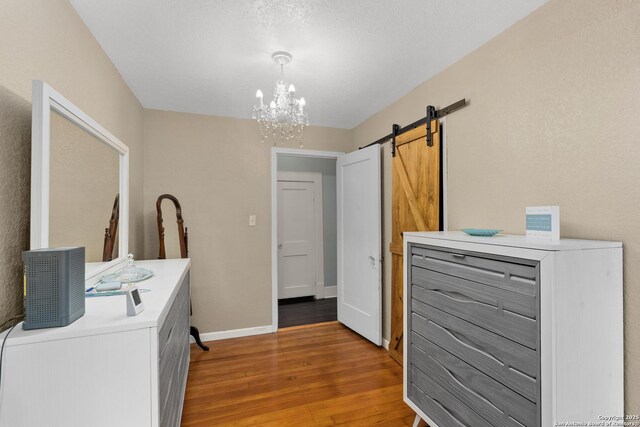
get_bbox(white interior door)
[277,180,316,299]
[337,145,382,345]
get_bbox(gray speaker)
[22,247,85,330]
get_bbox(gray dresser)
[403,232,623,427]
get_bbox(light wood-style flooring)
[181,322,415,426]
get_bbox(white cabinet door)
[336,145,382,345]
[277,180,317,299]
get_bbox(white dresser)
[403,232,623,427]
[0,259,191,427]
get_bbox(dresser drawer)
[159,337,189,427]
[411,267,537,349]
[159,276,189,354]
[410,366,493,427]
[159,292,189,395]
[411,340,536,426]
[411,246,538,298]
[411,305,537,402]
[158,272,190,427]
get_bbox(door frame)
[277,171,324,299]
[271,148,345,332]
[440,116,448,231]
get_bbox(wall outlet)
[249,215,256,226]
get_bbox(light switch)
[249,215,256,226]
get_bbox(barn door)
[389,120,440,364]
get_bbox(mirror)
[49,110,119,262]
[31,81,129,282]
[160,204,182,259]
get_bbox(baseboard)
[190,325,273,343]
[191,325,389,350]
[324,285,337,298]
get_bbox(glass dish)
[100,267,153,284]
[461,228,502,237]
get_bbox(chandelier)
[252,52,309,146]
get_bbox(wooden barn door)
[389,120,440,364]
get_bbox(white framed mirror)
[30,80,129,282]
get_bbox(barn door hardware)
[390,124,400,157]
[360,98,467,156]
[425,106,437,147]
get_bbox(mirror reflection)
[162,208,182,259]
[156,194,188,260]
[49,109,119,263]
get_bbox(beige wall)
[0,0,144,327]
[352,0,640,413]
[142,110,352,332]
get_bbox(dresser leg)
[413,414,428,427]
[190,326,209,351]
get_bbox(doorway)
[271,146,382,345]
[271,148,343,329]
[274,150,340,328]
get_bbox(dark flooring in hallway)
[278,296,337,328]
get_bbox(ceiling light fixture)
[252,51,309,147]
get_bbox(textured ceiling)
[69,0,548,129]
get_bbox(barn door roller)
[425,105,437,147]
[360,98,467,157]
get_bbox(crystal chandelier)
[252,52,309,146]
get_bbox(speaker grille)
[68,249,85,316]
[26,256,60,324]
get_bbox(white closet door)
[277,180,316,299]
[336,145,382,345]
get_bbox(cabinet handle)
[451,253,466,259]
[433,397,467,426]
[433,289,475,304]
[441,324,496,362]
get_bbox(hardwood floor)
[278,297,337,328]
[181,322,415,426]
